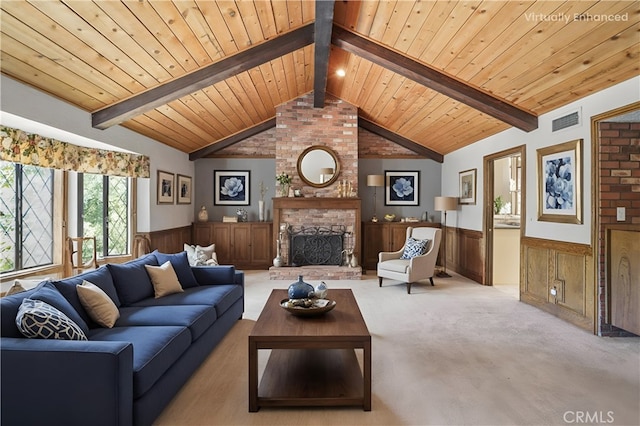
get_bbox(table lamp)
[367,175,384,222]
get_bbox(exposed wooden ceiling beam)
[333,25,538,132]
[93,24,315,130]
[313,0,335,108]
[189,117,276,160]
[359,117,444,163]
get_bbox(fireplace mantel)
[272,197,362,264]
[273,197,361,210]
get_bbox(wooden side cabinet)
[361,221,440,272]
[192,222,273,269]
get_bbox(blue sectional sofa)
[1,251,244,426]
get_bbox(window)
[0,161,54,273]
[79,173,130,258]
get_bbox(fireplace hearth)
[288,226,346,266]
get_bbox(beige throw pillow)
[77,280,120,328]
[145,261,184,298]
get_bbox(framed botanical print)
[214,170,250,206]
[157,170,174,204]
[459,168,477,205]
[537,139,582,224]
[176,174,192,204]
[385,171,420,206]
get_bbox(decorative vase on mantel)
[279,183,290,197]
[258,200,265,222]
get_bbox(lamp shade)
[367,174,384,187]
[434,196,458,211]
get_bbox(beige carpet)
[154,271,640,426]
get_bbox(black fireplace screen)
[288,226,345,266]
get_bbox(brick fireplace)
[270,93,362,280]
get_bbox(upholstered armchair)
[377,227,442,294]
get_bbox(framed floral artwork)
[214,170,250,205]
[458,168,477,205]
[385,171,420,206]
[176,174,192,204]
[537,139,582,224]
[157,170,174,204]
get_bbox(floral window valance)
[0,126,150,178]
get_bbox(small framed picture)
[537,139,583,224]
[214,170,250,206]
[157,170,174,204]
[459,169,477,205]
[385,171,420,206]
[176,174,192,204]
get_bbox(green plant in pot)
[493,195,505,214]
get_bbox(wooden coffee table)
[248,289,371,412]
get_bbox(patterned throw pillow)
[16,298,88,341]
[400,237,431,260]
[184,243,216,266]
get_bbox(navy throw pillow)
[29,281,89,336]
[53,266,121,327]
[153,251,199,289]
[107,253,158,306]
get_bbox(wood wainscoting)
[447,227,485,284]
[521,237,595,332]
[149,225,192,254]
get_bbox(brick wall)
[211,127,277,157]
[276,92,358,197]
[358,128,425,158]
[598,121,640,336]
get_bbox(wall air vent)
[552,110,580,132]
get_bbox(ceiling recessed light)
[336,69,346,77]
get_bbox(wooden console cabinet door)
[231,224,251,263]
[249,223,272,266]
[192,223,213,247]
[389,223,411,251]
[362,222,388,271]
[212,224,231,264]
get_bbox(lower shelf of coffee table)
[258,348,364,407]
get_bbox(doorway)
[483,145,526,298]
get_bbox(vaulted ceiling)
[1,1,638,161]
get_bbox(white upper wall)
[0,75,195,232]
[442,76,640,245]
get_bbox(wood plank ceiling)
[1,1,638,160]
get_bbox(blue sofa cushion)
[116,305,217,341]
[29,281,89,336]
[131,284,242,318]
[53,266,120,327]
[1,289,37,337]
[153,251,199,289]
[89,325,190,398]
[107,253,158,306]
[16,299,88,341]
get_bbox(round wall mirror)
[297,145,340,188]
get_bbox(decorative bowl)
[384,214,396,222]
[280,298,337,317]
